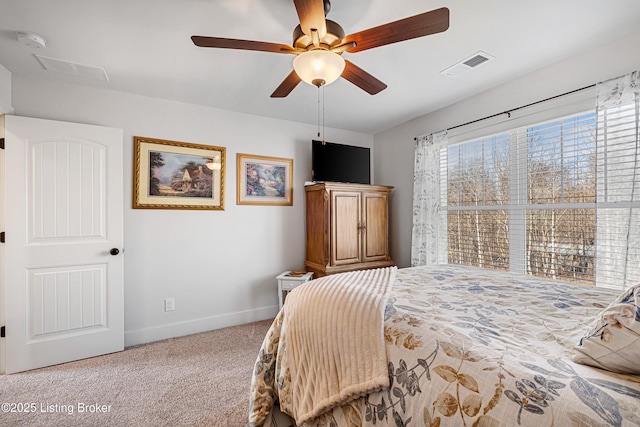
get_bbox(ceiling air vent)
[35,54,110,82]
[441,51,494,77]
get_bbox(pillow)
[573,284,640,374]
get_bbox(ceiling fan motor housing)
[292,20,345,50]
[323,0,331,16]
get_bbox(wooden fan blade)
[191,36,295,54]
[271,70,302,98]
[341,60,387,95]
[343,7,449,53]
[293,0,327,38]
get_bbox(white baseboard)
[124,305,278,347]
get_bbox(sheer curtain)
[595,70,640,289]
[411,131,448,266]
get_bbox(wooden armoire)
[304,182,394,277]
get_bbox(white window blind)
[446,134,510,271]
[444,105,639,289]
[595,100,640,289]
[523,113,596,284]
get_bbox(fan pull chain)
[322,84,326,144]
[316,83,327,144]
[317,84,321,139]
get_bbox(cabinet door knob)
[110,248,120,256]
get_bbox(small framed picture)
[236,154,293,206]
[133,136,225,210]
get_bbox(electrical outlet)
[164,298,175,312]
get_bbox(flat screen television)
[311,140,371,184]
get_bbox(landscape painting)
[148,151,213,198]
[236,154,293,206]
[133,136,225,210]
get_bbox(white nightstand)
[277,271,314,309]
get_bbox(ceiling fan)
[191,0,449,98]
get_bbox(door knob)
[110,248,120,256]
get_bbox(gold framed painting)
[133,136,225,210]
[236,153,293,206]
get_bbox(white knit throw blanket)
[281,266,396,424]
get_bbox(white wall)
[9,75,373,346]
[0,64,12,114]
[374,30,640,268]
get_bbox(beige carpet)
[0,319,273,427]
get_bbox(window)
[413,71,639,289]
[447,134,510,271]
[446,112,611,286]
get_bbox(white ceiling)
[1,0,639,135]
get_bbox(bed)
[249,264,640,427]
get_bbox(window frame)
[444,110,598,284]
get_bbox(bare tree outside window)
[447,113,597,284]
[447,135,510,271]
[526,114,596,283]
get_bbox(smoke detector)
[16,31,47,49]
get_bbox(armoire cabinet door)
[362,191,390,262]
[331,190,361,266]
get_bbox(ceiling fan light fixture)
[293,50,345,87]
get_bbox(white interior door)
[3,115,124,374]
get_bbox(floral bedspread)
[249,264,640,427]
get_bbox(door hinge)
[0,232,4,243]
[0,137,4,149]
[1,326,5,338]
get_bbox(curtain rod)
[414,83,596,140]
